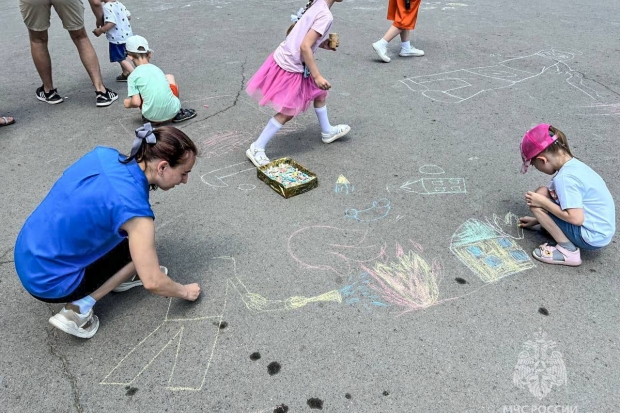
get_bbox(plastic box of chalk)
[257,157,318,198]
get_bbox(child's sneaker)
[322,124,351,143]
[172,108,197,123]
[96,87,119,107]
[116,73,129,82]
[372,41,391,63]
[35,86,64,104]
[113,266,168,292]
[246,143,270,167]
[399,46,425,57]
[48,304,99,338]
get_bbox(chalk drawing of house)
[400,177,466,194]
[450,218,534,283]
[335,175,354,194]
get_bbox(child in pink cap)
[244,0,350,167]
[519,124,615,266]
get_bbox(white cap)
[126,35,153,53]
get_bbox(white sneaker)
[399,46,425,57]
[113,266,168,292]
[322,124,351,143]
[372,41,391,63]
[48,304,99,339]
[246,143,270,167]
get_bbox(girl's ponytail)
[286,0,315,36]
[547,125,574,158]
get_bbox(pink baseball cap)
[520,123,557,173]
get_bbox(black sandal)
[172,108,197,123]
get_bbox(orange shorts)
[387,0,421,30]
[139,83,179,109]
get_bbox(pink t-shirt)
[273,0,333,73]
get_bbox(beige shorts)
[19,0,85,32]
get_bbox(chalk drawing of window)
[450,218,535,283]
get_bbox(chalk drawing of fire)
[362,242,442,315]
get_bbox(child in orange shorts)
[372,0,424,63]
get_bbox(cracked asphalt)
[1,0,619,412]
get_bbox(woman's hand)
[183,283,201,301]
[314,75,331,90]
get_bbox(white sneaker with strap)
[322,124,351,143]
[246,143,271,167]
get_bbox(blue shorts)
[109,42,126,63]
[549,214,600,251]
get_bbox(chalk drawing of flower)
[362,243,442,314]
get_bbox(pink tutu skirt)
[246,53,328,117]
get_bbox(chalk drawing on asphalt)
[335,175,354,194]
[100,257,231,391]
[450,212,535,283]
[200,162,255,188]
[287,225,388,277]
[229,276,341,313]
[395,165,466,195]
[400,49,603,104]
[345,198,391,222]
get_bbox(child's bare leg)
[400,30,411,42]
[528,186,569,242]
[382,25,403,42]
[527,186,580,262]
[274,112,293,125]
[120,59,133,75]
[313,96,326,109]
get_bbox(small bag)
[405,0,411,10]
[303,64,311,79]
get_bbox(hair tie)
[130,122,156,158]
[290,7,304,22]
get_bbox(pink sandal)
[532,243,582,266]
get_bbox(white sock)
[401,41,411,49]
[314,106,332,134]
[378,38,389,47]
[254,117,283,149]
[71,295,96,315]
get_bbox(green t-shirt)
[127,63,181,122]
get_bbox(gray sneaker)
[113,266,168,292]
[48,304,99,339]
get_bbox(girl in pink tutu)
[245,0,350,167]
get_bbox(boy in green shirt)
[123,36,196,123]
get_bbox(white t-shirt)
[549,158,616,247]
[273,0,333,73]
[103,1,133,45]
